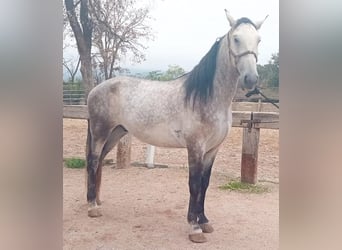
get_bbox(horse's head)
[225,10,268,90]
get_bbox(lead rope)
[245,87,279,109]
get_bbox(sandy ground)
[63,119,279,250]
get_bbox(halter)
[227,31,258,66]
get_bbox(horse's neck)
[213,35,239,106]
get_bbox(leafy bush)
[64,158,86,169]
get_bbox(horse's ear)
[255,15,269,30]
[224,9,236,27]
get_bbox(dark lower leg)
[87,153,104,217]
[87,155,99,204]
[95,163,103,204]
[198,164,213,224]
[187,168,203,224]
[187,165,211,242]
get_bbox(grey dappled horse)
[86,10,267,243]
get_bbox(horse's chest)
[204,112,232,148]
[208,122,229,144]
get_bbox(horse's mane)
[184,18,256,108]
[184,37,222,107]
[234,17,256,29]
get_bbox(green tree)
[146,65,186,81]
[146,70,164,80]
[162,65,186,80]
[257,52,279,87]
[268,52,279,87]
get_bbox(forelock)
[234,17,257,30]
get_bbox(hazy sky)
[122,0,279,72]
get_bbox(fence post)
[241,126,260,184]
[116,134,132,168]
[257,98,262,111]
[145,145,155,168]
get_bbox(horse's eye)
[258,38,261,44]
[234,37,240,44]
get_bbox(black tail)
[85,119,92,201]
[86,119,92,162]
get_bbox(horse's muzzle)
[243,73,258,90]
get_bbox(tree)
[64,0,155,94]
[65,0,94,100]
[257,52,279,88]
[146,65,186,81]
[63,57,81,83]
[162,65,186,80]
[270,52,279,67]
[63,4,81,83]
[268,52,279,87]
[90,0,154,80]
[146,70,164,80]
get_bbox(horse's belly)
[128,123,187,148]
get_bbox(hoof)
[189,233,207,243]
[200,223,214,233]
[88,206,102,217]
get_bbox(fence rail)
[63,89,86,105]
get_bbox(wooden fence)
[63,104,279,184]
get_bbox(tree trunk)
[65,0,94,101]
[71,58,81,83]
[79,54,93,99]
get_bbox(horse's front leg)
[197,147,218,234]
[187,146,217,243]
[188,163,206,243]
[186,148,207,242]
[197,161,215,234]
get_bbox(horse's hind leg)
[86,120,112,217]
[95,125,128,205]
